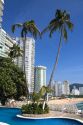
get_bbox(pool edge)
[17,114,83,124]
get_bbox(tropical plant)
[8,44,23,60]
[21,103,49,114]
[39,86,52,109]
[40,86,52,98]
[42,10,73,87]
[31,92,41,104]
[11,20,41,95]
[0,57,27,105]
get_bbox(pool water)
[76,102,83,110]
[0,108,82,125]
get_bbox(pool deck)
[17,111,83,123]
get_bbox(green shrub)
[21,104,29,114]
[37,103,43,114]
[1,98,7,105]
[21,103,49,114]
[44,103,49,113]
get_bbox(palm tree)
[39,86,52,109]
[42,10,73,87]
[12,20,41,97]
[32,92,41,104]
[8,44,23,60]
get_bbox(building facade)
[71,86,80,95]
[34,66,47,92]
[79,87,83,95]
[62,81,70,95]
[54,81,63,97]
[54,80,70,97]
[0,28,16,57]
[0,28,6,57]
[16,37,35,93]
[0,0,4,26]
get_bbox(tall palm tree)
[42,10,73,87]
[12,20,41,96]
[8,44,23,60]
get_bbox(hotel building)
[16,37,35,93]
[62,80,70,95]
[54,80,70,97]
[0,1,16,58]
[79,87,83,95]
[34,66,47,92]
[71,86,80,95]
[0,0,4,26]
[0,28,16,57]
[54,81,63,97]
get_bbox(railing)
[49,104,78,114]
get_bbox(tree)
[8,44,23,60]
[42,10,73,87]
[39,86,52,109]
[0,69,16,105]
[31,92,41,104]
[0,57,27,105]
[11,20,41,94]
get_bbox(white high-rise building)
[0,28,16,57]
[0,28,6,57]
[54,81,70,97]
[71,86,80,95]
[79,87,83,95]
[34,66,47,92]
[0,1,16,57]
[0,0,4,26]
[62,81,70,95]
[54,81,63,97]
[16,37,35,93]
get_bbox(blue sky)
[2,0,83,83]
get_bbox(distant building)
[0,28,16,57]
[54,80,70,97]
[71,86,80,95]
[34,66,47,92]
[16,37,35,93]
[54,81,63,97]
[0,0,4,26]
[62,81,70,95]
[79,87,83,95]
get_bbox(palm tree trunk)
[43,101,45,110]
[49,30,62,87]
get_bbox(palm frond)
[62,27,67,41]
[41,20,58,36]
[21,28,27,38]
[41,26,50,36]
[32,24,41,38]
[49,25,59,37]
[24,20,41,39]
[65,13,70,20]
[66,21,74,31]
[12,23,23,33]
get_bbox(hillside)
[70,83,83,91]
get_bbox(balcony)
[0,3,4,10]
[0,10,3,16]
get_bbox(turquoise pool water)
[0,107,82,125]
[76,102,83,110]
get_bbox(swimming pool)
[76,102,83,110]
[0,107,82,125]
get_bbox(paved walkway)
[22,110,83,121]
